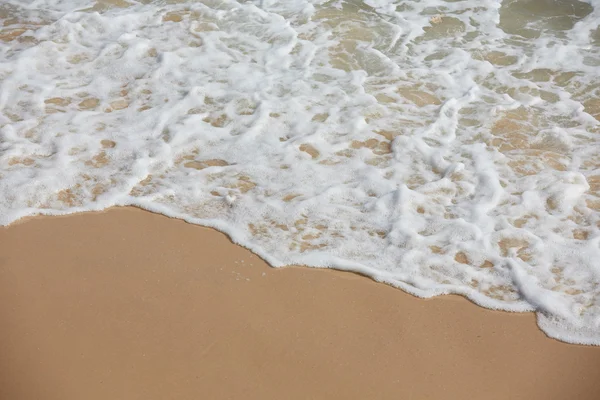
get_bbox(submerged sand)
[1,207,599,400]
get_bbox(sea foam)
[1,0,599,344]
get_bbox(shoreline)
[2,206,599,399]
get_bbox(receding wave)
[1,0,600,344]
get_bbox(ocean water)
[1,0,599,344]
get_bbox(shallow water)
[1,0,599,344]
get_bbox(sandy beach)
[0,206,599,399]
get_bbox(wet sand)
[1,206,599,400]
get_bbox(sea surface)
[1,0,599,344]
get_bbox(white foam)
[1,0,600,344]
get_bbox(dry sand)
[1,206,599,400]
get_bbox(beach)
[1,206,599,400]
[2,1,600,397]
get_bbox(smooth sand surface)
[1,207,599,400]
